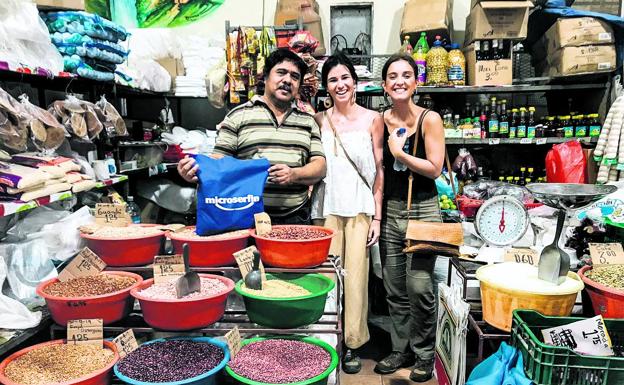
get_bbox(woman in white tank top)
[310,54,384,374]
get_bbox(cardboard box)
[464,1,532,45]
[543,17,614,51]
[400,0,453,46]
[464,44,513,86]
[542,45,616,77]
[156,57,185,88]
[35,0,84,10]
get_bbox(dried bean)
[241,279,310,298]
[138,277,226,300]
[91,226,162,239]
[4,344,114,385]
[117,340,224,382]
[43,275,136,297]
[229,339,331,383]
[177,227,249,240]
[586,265,624,290]
[266,227,327,240]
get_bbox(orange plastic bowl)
[580,265,624,318]
[37,271,143,326]
[80,224,164,267]
[167,227,250,267]
[250,225,335,268]
[0,339,119,385]
[131,274,235,331]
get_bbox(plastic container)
[114,336,229,385]
[80,224,164,267]
[225,335,339,385]
[167,227,249,267]
[426,36,448,86]
[0,339,119,385]
[131,274,234,331]
[511,309,624,385]
[250,225,334,268]
[447,43,465,86]
[476,263,584,331]
[36,271,143,326]
[579,265,624,318]
[235,273,335,328]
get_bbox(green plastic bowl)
[235,273,335,328]
[225,335,339,385]
[605,217,624,243]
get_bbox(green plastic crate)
[511,310,624,385]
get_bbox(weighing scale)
[475,195,530,247]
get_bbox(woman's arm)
[367,113,384,246]
[390,112,445,180]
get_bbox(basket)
[511,309,624,385]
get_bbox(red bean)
[266,227,327,240]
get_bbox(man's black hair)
[263,48,308,85]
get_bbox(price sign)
[505,248,540,266]
[233,246,266,281]
[95,203,130,227]
[224,326,242,358]
[153,255,185,285]
[488,138,500,145]
[589,243,624,265]
[67,319,103,346]
[58,247,107,282]
[536,138,548,145]
[254,212,272,236]
[520,138,533,144]
[113,329,139,358]
[542,315,613,356]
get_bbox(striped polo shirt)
[213,97,325,215]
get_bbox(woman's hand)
[367,219,380,247]
[387,128,407,159]
[177,156,198,183]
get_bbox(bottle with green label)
[517,107,527,138]
[509,108,518,138]
[574,114,587,137]
[527,107,536,138]
[488,97,499,138]
[589,113,602,137]
[561,115,573,137]
[499,100,509,137]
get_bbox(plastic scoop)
[244,249,263,290]
[175,243,201,298]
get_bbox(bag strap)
[324,110,373,191]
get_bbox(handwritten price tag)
[536,138,548,145]
[505,248,540,266]
[225,326,242,358]
[589,243,624,265]
[488,138,500,145]
[58,247,107,282]
[153,255,185,285]
[95,203,130,227]
[67,319,103,346]
[254,212,272,236]
[113,329,139,358]
[233,246,266,281]
[520,138,533,144]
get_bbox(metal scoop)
[244,249,262,290]
[175,243,201,298]
[538,209,569,284]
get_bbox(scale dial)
[475,195,530,247]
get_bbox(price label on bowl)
[233,246,266,281]
[95,203,130,227]
[224,326,242,358]
[589,243,624,265]
[67,319,103,346]
[113,329,139,358]
[504,248,540,266]
[254,212,272,236]
[153,255,185,285]
[58,247,106,282]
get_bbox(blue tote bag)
[195,155,270,235]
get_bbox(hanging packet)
[195,155,269,235]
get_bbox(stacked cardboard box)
[400,0,453,47]
[533,17,616,77]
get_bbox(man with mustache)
[178,48,326,224]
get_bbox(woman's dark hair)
[381,53,418,80]
[263,48,308,85]
[321,53,358,88]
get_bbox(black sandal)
[342,349,362,374]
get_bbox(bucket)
[580,265,624,318]
[168,227,249,267]
[81,224,164,267]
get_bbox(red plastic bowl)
[0,339,119,385]
[580,265,624,318]
[37,271,143,326]
[250,225,335,268]
[167,227,250,267]
[131,274,234,331]
[80,224,164,267]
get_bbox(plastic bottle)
[447,43,466,86]
[126,196,141,224]
[412,32,429,86]
[426,36,448,86]
[400,35,413,56]
[393,128,410,171]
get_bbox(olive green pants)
[380,197,441,361]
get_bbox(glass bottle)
[499,100,509,138]
[517,107,527,138]
[589,113,602,137]
[574,114,587,137]
[509,108,518,139]
[488,97,499,138]
[561,115,573,138]
[482,40,491,61]
[527,107,536,138]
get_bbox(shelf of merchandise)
[0,309,51,359]
[444,136,599,145]
[119,162,178,176]
[93,174,129,188]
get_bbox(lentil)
[138,277,227,300]
[43,275,136,297]
[177,227,249,240]
[586,265,624,290]
[241,279,311,298]
[229,339,331,383]
[91,226,162,239]
[4,344,114,385]
[117,340,224,382]
[266,227,327,240]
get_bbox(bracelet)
[372,218,382,221]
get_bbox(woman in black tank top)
[374,54,446,383]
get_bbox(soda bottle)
[412,32,428,86]
[400,35,413,55]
